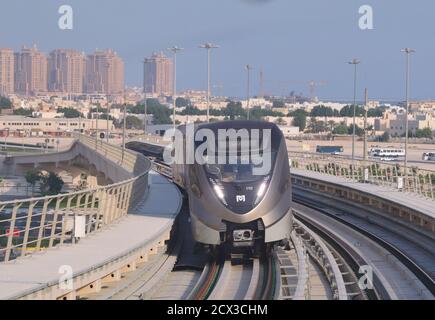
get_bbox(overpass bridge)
[0,134,433,300]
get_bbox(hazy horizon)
[1,0,434,101]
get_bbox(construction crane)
[308,80,327,101]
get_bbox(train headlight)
[254,178,270,205]
[257,182,267,198]
[213,184,225,200]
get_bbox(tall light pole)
[246,64,253,120]
[348,59,361,164]
[363,88,369,162]
[95,103,99,149]
[143,58,150,135]
[122,91,127,161]
[106,104,110,143]
[167,46,184,130]
[401,48,415,171]
[199,43,219,122]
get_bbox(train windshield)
[204,153,276,183]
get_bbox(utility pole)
[348,59,361,164]
[106,104,110,143]
[199,43,219,122]
[246,64,253,120]
[122,91,127,161]
[401,48,415,172]
[143,58,150,135]
[95,103,99,150]
[259,67,264,99]
[167,46,184,131]
[363,88,368,162]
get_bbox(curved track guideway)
[294,189,435,287]
[293,204,434,300]
[208,260,257,300]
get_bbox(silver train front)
[172,121,292,253]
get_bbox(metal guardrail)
[0,135,151,263]
[290,152,435,200]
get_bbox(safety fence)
[290,152,435,200]
[0,135,151,263]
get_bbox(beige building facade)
[48,49,86,94]
[0,48,15,95]
[14,46,48,95]
[143,52,173,96]
[86,50,124,95]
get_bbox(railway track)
[292,200,434,299]
[293,188,435,297]
[81,162,433,300]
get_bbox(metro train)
[128,120,292,258]
[171,121,292,258]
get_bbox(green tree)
[226,101,245,120]
[178,106,206,116]
[367,107,386,117]
[57,107,83,118]
[272,100,285,108]
[415,128,433,139]
[310,105,338,117]
[333,124,348,135]
[40,172,64,195]
[115,116,144,129]
[379,131,390,142]
[13,108,34,116]
[0,96,12,108]
[308,117,328,133]
[290,109,308,131]
[25,170,41,193]
[339,105,365,117]
[129,101,172,124]
[176,97,190,108]
[348,124,364,137]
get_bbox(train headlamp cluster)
[257,182,267,198]
[213,184,225,200]
[210,179,228,205]
[254,177,270,205]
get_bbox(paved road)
[287,140,435,171]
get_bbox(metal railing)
[0,135,151,263]
[290,152,435,200]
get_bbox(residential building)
[14,45,48,95]
[86,49,124,95]
[48,49,86,94]
[143,52,173,96]
[0,48,15,95]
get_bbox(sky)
[1,0,434,101]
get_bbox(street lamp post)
[95,103,99,150]
[122,91,127,161]
[143,58,151,135]
[348,59,361,166]
[246,64,253,120]
[167,46,184,130]
[106,104,110,143]
[199,43,219,122]
[401,48,415,171]
[363,88,368,162]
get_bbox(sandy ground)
[286,139,435,171]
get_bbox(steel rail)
[294,194,435,296]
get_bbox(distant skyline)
[1,0,435,101]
